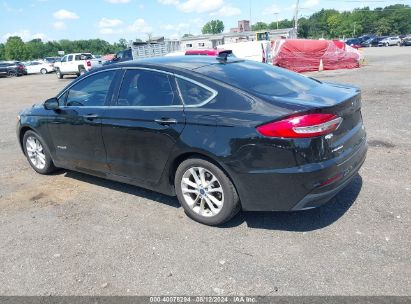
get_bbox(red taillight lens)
[257,113,343,138]
[86,61,91,67]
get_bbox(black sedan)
[17,56,367,225]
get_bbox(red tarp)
[272,39,360,73]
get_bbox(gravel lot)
[0,47,410,296]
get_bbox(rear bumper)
[291,146,366,210]
[233,138,367,212]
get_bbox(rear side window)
[117,69,179,107]
[65,70,116,107]
[176,78,214,106]
[196,61,319,97]
[123,49,132,60]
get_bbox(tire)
[8,70,17,77]
[23,130,56,175]
[56,69,63,79]
[40,68,47,75]
[175,157,240,226]
[79,67,86,76]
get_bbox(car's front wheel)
[175,158,240,226]
[23,131,56,174]
[40,68,47,75]
[56,69,63,79]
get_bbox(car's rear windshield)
[81,54,93,60]
[195,60,320,97]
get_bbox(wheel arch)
[19,126,35,155]
[167,151,241,205]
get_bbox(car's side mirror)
[44,98,59,110]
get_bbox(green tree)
[252,22,268,31]
[374,18,392,36]
[269,19,293,30]
[182,33,194,38]
[118,38,128,49]
[0,43,5,60]
[4,36,28,60]
[202,20,224,34]
[26,39,45,60]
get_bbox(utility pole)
[294,0,300,38]
[249,0,252,28]
[274,12,279,30]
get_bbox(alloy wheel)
[26,136,46,170]
[180,167,224,217]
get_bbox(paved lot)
[0,47,410,296]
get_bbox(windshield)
[196,60,320,98]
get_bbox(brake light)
[257,113,343,138]
[86,61,91,67]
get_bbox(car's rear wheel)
[175,158,240,226]
[23,131,56,174]
[79,68,86,76]
[8,70,17,77]
[40,68,47,75]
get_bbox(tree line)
[1,4,410,61]
[202,4,410,38]
[0,37,128,61]
[252,4,411,38]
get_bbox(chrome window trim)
[174,74,218,108]
[56,68,122,100]
[122,67,218,108]
[56,66,218,109]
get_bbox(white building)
[181,28,296,51]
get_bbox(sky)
[1,0,410,43]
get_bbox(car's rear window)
[195,61,320,97]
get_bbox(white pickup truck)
[53,53,103,79]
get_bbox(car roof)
[115,55,239,72]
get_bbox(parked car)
[53,53,103,79]
[0,61,25,77]
[103,49,133,66]
[345,38,362,48]
[15,61,28,75]
[378,37,401,47]
[357,35,375,44]
[361,36,387,47]
[401,35,411,46]
[185,49,234,57]
[25,61,55,75]
[44,57,61,65]
[17,56,367,225]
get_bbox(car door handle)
[83,114,99,120]
[155,118,178,125]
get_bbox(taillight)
[86,61,91,67]
[257,113,343,138]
